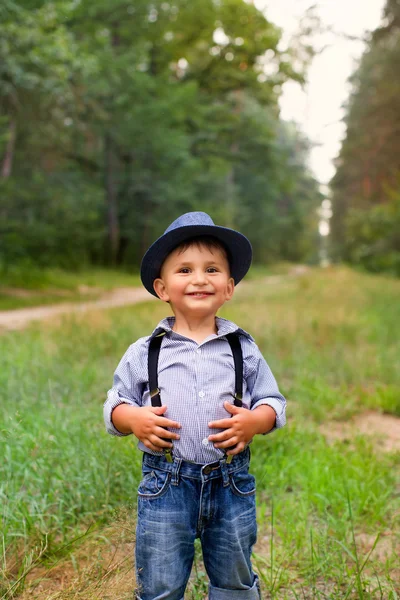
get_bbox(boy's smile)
[153,243,234,324]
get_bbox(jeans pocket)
[138,467,171,499]
[229,468,256,498]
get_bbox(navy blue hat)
[140,212,252,297]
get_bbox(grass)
[0,267,141,310]
[0,264,289,311]
[0,266,399,599]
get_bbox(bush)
[344,193,400,275]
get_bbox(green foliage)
[0,0,78,115]
[0,174,105,268]
[344,193,400,275]
[0,0,321,271]
[331,0,400,274]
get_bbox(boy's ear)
[153,278,169,301]
[225,277,235,301]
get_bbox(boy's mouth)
[186,292,214,297]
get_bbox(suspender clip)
[233,392,243,407]
[150,388,160,398]
[164,448,173,463]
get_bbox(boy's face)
[153,243,234,319]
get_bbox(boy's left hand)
[208,402,276,456]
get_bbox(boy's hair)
[173,235,231,269]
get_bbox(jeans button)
[203,465,211,475]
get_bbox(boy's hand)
[111,404,181,452]
[208,402,276,456]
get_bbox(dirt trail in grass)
[0,266,308,333]
[320,410,400,453]
[0,287,155,332]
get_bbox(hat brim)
[140,224,252,297]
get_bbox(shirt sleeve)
[103,343,145,437]
[245,342,287,433]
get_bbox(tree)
[330,0,400,272]
[0,0,321,271]
[0,1,78,179]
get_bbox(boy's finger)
[143,439,166,452]
[227,441,246,455]
[149,434,174,449]
[208,429,233,442]
[214,437,238,449]
[223,401,242,414]
[156,417,181,429]
[151,406,168,415]
[154,426,180,440]
[208,418,232,429]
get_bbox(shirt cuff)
[104,390,138,437]
[251,398,286,433]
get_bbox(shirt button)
[202,438,209,446]
[196,348,201,354]
[199,391,205,398]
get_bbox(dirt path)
[0,267,309,333]
[0,287,155,332]
[320,410,400,453]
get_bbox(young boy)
[104,211,286,600]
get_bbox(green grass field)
[0,264,291,311]
[0,268,142,311]
[1,267,399,599]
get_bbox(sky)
[253,0,387,186]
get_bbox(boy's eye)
[179,268,191,273]
[207,267,218,273]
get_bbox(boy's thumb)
[151,405,167,415]
[224,401,239,414]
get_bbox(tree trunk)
[1,117,16,179]
[225,91,243,227]
[224,150,237,229]
[104,132,120,265]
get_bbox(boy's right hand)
[111,404,181,452]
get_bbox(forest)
[330,0,400,275]
[1,1,399,272]
[0,0,323,274]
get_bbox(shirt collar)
[149,316,253,341]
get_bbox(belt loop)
[171,457,182,486]
[220,458,230,487]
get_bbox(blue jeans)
[135,448,260,600]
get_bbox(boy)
[104,211,286,600]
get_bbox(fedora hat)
[140,211,252,297]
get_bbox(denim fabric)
[135,449,260,600]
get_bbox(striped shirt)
[104,316,286,463]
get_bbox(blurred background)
[0,0,399,277]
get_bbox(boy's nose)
[192,270,207,284]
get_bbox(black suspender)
[225,332,243,407]
[148,332,165,408]
[147,331,244,462]
[148,332,172,461]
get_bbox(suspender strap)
[148,332,164,408]
[225,332,243,464]
[149,331,244,407]
[147,330,243,464]
[225,332,243,407]
[147,332,173,462]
